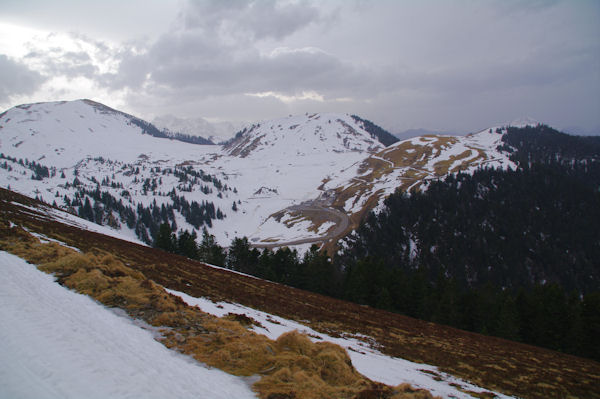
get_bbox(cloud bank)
[0,0,598,133]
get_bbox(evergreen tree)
[227,237,259,274]
[154,223,176,252]
[198,228,226,266]
[176,229,198,259]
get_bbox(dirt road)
[251,201,350,249]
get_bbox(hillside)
[335,124,600,360]
[0,99,214,168]
[223,113,385,158]
[1,187,598,399]
[0,99,583,256]
[0,101,397,250]
[312,126,515,248]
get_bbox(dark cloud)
[0,54,46,102]
[2,0,598,133]
[103,1,359,98]
[180,0,322,41]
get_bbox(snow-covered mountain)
[321,126,518,228]
[0,101,389,249]
[223,113,385,158]
[0,99,537,250]
[0,99,212,168]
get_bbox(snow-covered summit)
[0,99,214,168]
[224,113,384,159]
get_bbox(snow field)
[0,251,257,399]
[0,99,522,254]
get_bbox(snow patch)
[0,251,257,399]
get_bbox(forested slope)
[338,125,600,359]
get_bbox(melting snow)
[167,289,517,399]
[0,251,257,399]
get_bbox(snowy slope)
[224,112,383,158]
[0,251,257,399]
[168,287,516,399]
[0,247,516,399]
[0,100,219,168]
[0,99,539,250]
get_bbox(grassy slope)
[1,187,598,399]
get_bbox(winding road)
[251,201,350,249]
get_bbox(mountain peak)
[223,113,386,158]
[0,99,213,168]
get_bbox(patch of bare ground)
[1,188,599,399]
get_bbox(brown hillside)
[1,187,598,399]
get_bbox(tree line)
[153,229,337,297]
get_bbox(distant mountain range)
[394,128,461,140]
[0,99,542,250]
[152,114,242,145]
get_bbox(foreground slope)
[0,251,256,399]
[1,187,598,399]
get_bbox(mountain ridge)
[0,99,549,250]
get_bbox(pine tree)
[198,228,225,266]
[154,223,176,252]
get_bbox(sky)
[0,0,599,134]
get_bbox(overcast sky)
[1,0,598,134]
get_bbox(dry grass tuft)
[390,383,438,399]
[224,312,264,328]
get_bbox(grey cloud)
[117,41,365,99]
[24,48,98,79]
[0,54,47,102]
[82,0,599,133]
[181,0,322,41]
[99,1,362,100]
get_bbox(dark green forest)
[336,125,600,360]
[350,115,399,146]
